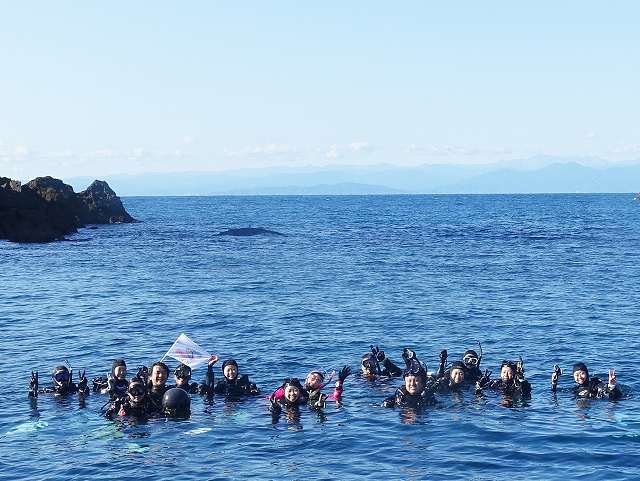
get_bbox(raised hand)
[375,348,386,362]
[29,371,39,397]
[338,366,352,384]
[608,369,617,386]
[78,370,88,393]
[439,349,448,363]
[479,369,491,387]
[208,354,219,366]
[516,357,525,376]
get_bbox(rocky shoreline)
[0,176,136,243]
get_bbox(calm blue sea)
[1,194,640,481]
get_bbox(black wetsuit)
[170,382,200,394]
[383,386,436,408]
[147,384,167,413]
[214,375,259,399]
[573,378,622,400]
[478,378,532,397]
[93,377,129,400]
[31,383,89,397]
[378,358,403,377]
[105,397,154,419]
[431,377,467,394]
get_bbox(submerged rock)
[216,227,284,237]
[0,176,136,243]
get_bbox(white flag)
[163,333,210,369]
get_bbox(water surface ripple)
[1,194,639,480]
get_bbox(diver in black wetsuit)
[551,362,622,400]
[213,359,260,398]
[170,363,200,393]
[162,387,191,418]
[104,376,154,419]
[432,361,468,394]
[28,365,89,397]
[436,347,483,384]
[93,359,128,401]
[475,359,531,397]
[146,361,169,412]
[361,345,402,379]
[382,350,435,408]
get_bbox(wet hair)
[150,361,169,376]
[174,363,192,378]
[221,359,238,371]
[283,378,304,391]
[500,360,517,372]
[463,350,479,359]
[572,362,590,383]
[111,359,127,377]
[450,361,466,372]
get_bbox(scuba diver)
[432,361,468,394]
[162,387,191,418]
[551,362,622,400]
[269,377,307,414]
[104,376,154,419]
[436,343,483,383]
[361,345,402,379]
[147,361,169,409]
[475,359,532,397]
[28,364,89,397]
[303,366,351,408]
[92,359,128,400]
[170,363,201,393]
[213,359,260,398]
[382,349,435,408]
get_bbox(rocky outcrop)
[0,176,136,243]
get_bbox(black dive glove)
[551,365,562,392]
[29,371,39,397]
[516,358,525,382]
[402,348,416,363]
[476,369,492,391]
[338,366,352,384]
[439,349,448,364]
[77,370,89,394]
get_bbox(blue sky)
[1,2,639,179]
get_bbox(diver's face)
[151,366,168,386]
[284,385,301,402]
[404,374,424,395]
[573,370,588,385]
[463,355,478,369]
[361,366,375,377]
[501,366,514,382]
[113,366,126,380]
[223,365,238,380]
[175,375,189,387]
[450,368,465,384]
[306,372,323,389]
[128,384,145,404]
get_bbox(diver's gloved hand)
[402,348,416,363]
[476,369,491,391]
[516,358,525,379]
[77,370,88,393]
[551,364,562,391]
[314,393,327,409]
[375,348,386,363]
[269,397,282,413]
[338,366,352,384]
[439,349,448,363]
[29,371,39,397]
[107,374,116,392]
[136,365,149,383]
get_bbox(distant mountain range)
[66,156,640,196]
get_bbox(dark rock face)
[216,227,284,237]
[0,176,136,243]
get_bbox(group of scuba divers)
[27,342,623,421]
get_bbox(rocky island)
[0,176,136,243]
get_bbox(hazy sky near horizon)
[1,2,639,180]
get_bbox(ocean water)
[1,194,639,481]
